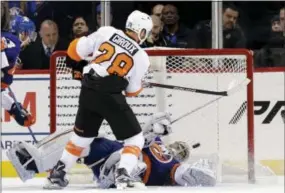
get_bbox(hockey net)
[49,48,274,184]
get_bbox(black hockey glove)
[66,55,88,81]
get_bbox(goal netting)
[49,48,274,184]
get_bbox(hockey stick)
[171,78,250,124]
[171,96,223,125]
[7,87,38,143]
[146,78,250,97]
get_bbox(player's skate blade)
[43,178,68,190]
[115,168,146,189]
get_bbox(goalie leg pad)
[175,161,216,187]
[185,166,216,186]
[98,151,121,189]
[7,129,76,182]
[8,102,35,127]
[6,142,37,182]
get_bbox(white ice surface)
[2,177,284,193]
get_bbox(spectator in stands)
[8,1,43,20]
[271,15,282,32]
[161,4,194,48]
[280,7,285,33]
[2,1,10,31]
[70,16,89,39]
[95,3,112,30]
[192,4,246,48]
[267,14,284,43]
[142,15,170,48]
[152,4,164,19]
[268,12,285,43]
[254,14,285,67]
[19,20,69,69]
[267,15,283,44]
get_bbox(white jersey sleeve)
[1,38,9,69]
[67,26,112,61]
[1,88,14,110]
[1,51,9,69]
[125,51,149,96]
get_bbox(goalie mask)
[167,141,190,162]
[125,10,153,45]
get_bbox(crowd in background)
[7,1,285,69]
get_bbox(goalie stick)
[146,78,250,97]
[171,78,251,124]
[171,96,223,125]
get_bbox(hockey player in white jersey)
[7,112,217,189]
[48,10,153,189]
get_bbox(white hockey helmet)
[125,10,153,45]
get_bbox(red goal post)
[50,48,255,183]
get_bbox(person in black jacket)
[271,15,282,32]
[280,7,285,33]
[19,20,69,69]
[193,4,246,48]
[160,4,194,48]
[254,36,285,67]
[254,15,285,68]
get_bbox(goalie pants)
[74,85,142,140]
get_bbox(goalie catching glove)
[142,112,172,147]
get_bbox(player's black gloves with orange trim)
[66,55,88,81]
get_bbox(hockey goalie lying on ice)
[7,112,216,189]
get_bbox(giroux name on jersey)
[110,33,139,56]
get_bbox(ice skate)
[43,161,69,189]
[115,168,145,189]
